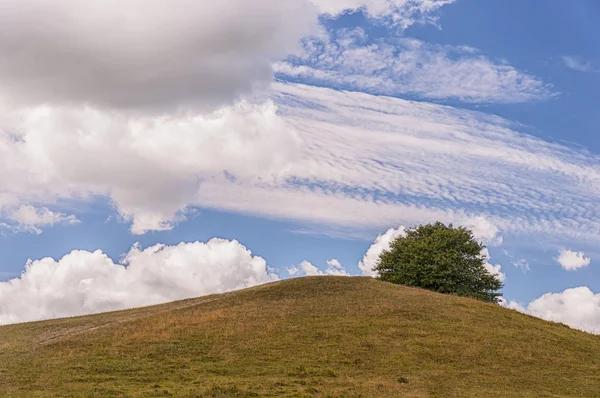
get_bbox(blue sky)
[1,0,600,332]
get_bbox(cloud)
[4,82,600,243]
[465,217,503,246]
[0,0,456,113]
[300,260,323,276]
[507,287,600,335]
[562,56,595,72]
[195,83,600,243]
[481,248,506,283]
[326,259,351,276]
[483,262,505,282]
[288,259,350,276]
[0,0,471,237]
[0,100,301,234]
[0,0,319,113]
[556,249,591,271]
[276,29,554,103]
[0,238,277,325]
[312,0,455,28]
[3,205,79,235]
[358,227,406,276]
[512,259,531,273]
[287,266,301,276]
[270,83,600,242]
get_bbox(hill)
[1,277,599,397]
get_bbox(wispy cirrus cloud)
[562,55,595,72]
[276,28,555,103]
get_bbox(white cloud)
[512,259,531,273]
[276,29,553,103]
[272,84,600,242]
[358,227,406,276]
[507,287,600,335]
[0,100,301,234]
[483,262,505,282]
[0,0,466,237]
[3,0,592,249]
[287,266,301,276]
[300,260,324,276]
[481,248,506,283]
[326,259,351,276]
[464,217,503,247]
[556,249,591,271]
[562,56,595,73]
[0,238,277,325]
[312,0,455,28]
[0,0,590,245]
[194,83,600,243]
[290,259,350,276]
[4,82,600,242]
[0,0,319,113]
[4,205,79,235]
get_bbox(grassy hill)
[1,277,599,397]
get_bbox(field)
[1,276,599,397]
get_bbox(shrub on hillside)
[375,222,502,303]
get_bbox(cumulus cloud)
[481,248,506,283]
[3,205,79,234]
[0,238,277,325]
[300,260,323,276]
[507,287,600,335]
[288,259,350,276]
[358,227,406,276]
[276,29,553,103]
[0,0,319,112]
[556,249,591,271]
[0,100,301,234]
[483,263,505,282]
[464,217,503,246]
[325,259,351,276]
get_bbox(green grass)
[1,276,599,397]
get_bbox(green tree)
[375,222,503,303]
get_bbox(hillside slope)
[1,277,599,397]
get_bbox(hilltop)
[1,277,599,397]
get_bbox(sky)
[1,0,600,333]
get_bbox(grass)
[1,276,599,397]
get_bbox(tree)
[374,222,503,303]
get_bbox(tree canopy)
[374,222,503,303]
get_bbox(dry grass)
[1,277,599,397]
